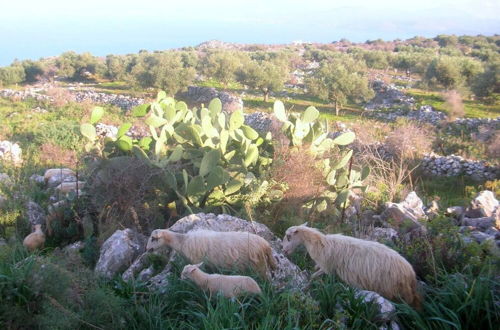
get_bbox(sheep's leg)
[311,269,325,280]
[305,268,325,290]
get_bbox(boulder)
[468,191,499,218]
[148,262,175,292]
[469,231,494,244]
[95,123,118,138]
[29,174,45,185]
[95,229,147,279]
[425,200,440,219]
[26,201,46,227]
[63,241,85,255]
[122,252,152,282]
[446,206,465,218]
[355,290,395,323]
[484,227,500,238]
[137,266,156,283]
[0,141,22,165]
[365,227,399,242]
[462,217,496,231]
[380,192,426,233]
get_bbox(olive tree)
[0,65,26,86]
[130,52,195,95]
[200,51,246,86]
[473,60,500,98]
[306,57,374,116]
[237,59,289,102]
[425,57,462,89]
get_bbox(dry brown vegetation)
[45,87,74,107]
[487,131,500,159]
[443,90,465,120]
[385,120,434,160]
[353,120,434,203]
[269,145,325,215]
[39,143,78,167]
[84,157,169,242]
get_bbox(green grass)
[396,267,499,330]
[241,92,363,122]
[407,89,500,118]
[1,238,498,330]
[415,176,484,208]
[196,79,244,90]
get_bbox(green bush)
[391,216,494,281]
[34,120,84,151]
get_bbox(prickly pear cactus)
[81,93,274,214]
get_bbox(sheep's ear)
[300,222,308,227]
[195,262,203,268]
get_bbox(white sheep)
[147,229,276,279]
[55,181,85,194]
[44,168,75,183]
[23,224,46,251]
[181,262,262,298]
[282,223,421,308]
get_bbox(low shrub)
[34,120,84,151]
[391,216,494,281]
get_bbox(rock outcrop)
[26,201,46,227]
[95,229,147,279]
[0,141,22,165]
[121,213,309,291]
[364,80,415,110]
[379,192,427,234]
[447,191,500,248]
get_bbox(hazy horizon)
[1,0,499,66]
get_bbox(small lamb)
[181,262,262,298]
[23,224,46,251]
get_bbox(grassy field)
[407,89,500,118]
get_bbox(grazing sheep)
[181,262,262,298]
[147,229,276,279]
[282,223,421,308]
[23,224,46,251]
[55,181,85,194]
[44,168,75,183]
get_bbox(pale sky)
[0,0,498,65]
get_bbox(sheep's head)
[181,262,203,280]
[282,223,308,255]
[146,229,169,251]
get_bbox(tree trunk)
[334,101,340,116]
[264,90,269,102]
